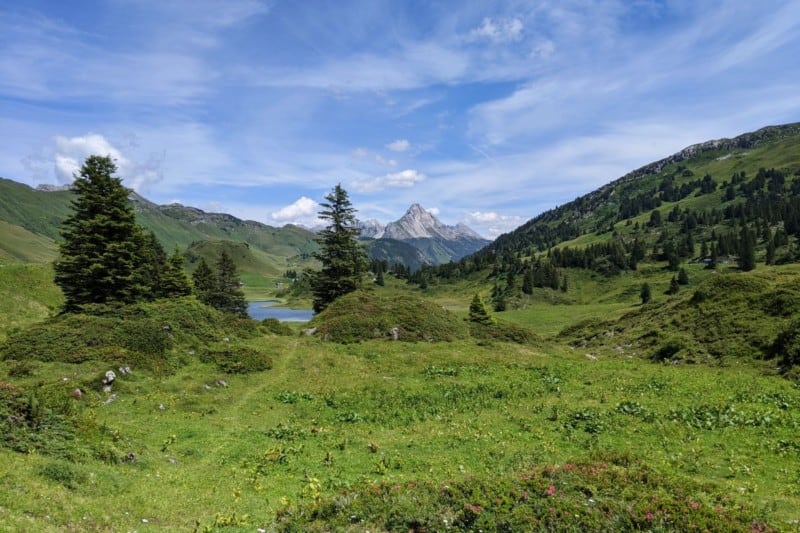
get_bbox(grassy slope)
[1,335,798,531]
[0,263,62,342]
[0,221,58,264]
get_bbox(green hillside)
[0,220,58,264]
[0,178,319,292]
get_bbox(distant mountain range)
[0,177,490,279]
[358,204,490,267]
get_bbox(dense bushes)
[0,297,265,371]
[310,290,469,343]
[274,461,770,531]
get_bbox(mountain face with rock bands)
[361,204,490,267]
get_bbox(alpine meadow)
[2,2,800,532]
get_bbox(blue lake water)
[247,301,314,322]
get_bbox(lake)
[247,301,314,322]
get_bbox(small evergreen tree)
[469,293,495,325]
[161,247,192,297]
[210,250,248,316]
[137,231,167,299]
[54,155,146,311]
[375,268,385,287]
[667,276,680,295]
[311,184,368,313]
[560,275,568,293]
[640,282,652,304]
[677,267,689,285]
[192,258,216,305]
[737,226,756,272]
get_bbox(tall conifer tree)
[54,155,145,311]
[210,250,248,316]
[192,258,216,305]
[311,184,368,313]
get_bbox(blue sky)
[1,1,799,237]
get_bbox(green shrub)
[274,462,770,532]
[469,320,539,345]
[38,460,88,490]
[0,297,261,371]
[261,318,294,336]
[202,345,273,374]
[310,291,468,343]
[770,319,800,373]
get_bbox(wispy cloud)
[351,169,427,193]
[386,139,410,152]
[468,17,524,44]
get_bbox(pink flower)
[546,485,556,496]
[646,512,654,520]
[691,502,699,509]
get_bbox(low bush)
[201,345,273,374]
[274,461,770,531]
[310,291,469,343]
[0,297,261,371]
[469,319,539,344]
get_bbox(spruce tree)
[210,250,248,316]
[469,293,495,325]
[667,276,680,295]
[138,231,167,299]
[677,267,689,285]
[311,184,368,313]
[161,247,192,298]
[737,226,756,272]
[640,282,652,304]
[54,155,145,311]
[192,258,216,305]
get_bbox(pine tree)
[192,258,216,305]
[469,293,495,325]
[138,231,167,299]
[161,247,192,297]
[375,268,385,287]
[54,155,146,311]
[210,250,248,316]
[737,226,756,272]
[640,282,652,304]
[677,267,689,285]
[667,276,680,295]
[311,184,368,313]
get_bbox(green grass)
[2,336,798,531]
[0,263,62,343]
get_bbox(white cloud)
[464,211,525,237]
[425,206,440,216]
[352,147,368,157]
[469,17,524,44]
[351,169,427,193]
[270,196,319,224]
[50,133,165,192]
[386,139,410,152]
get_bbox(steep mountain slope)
[482,123,800,259]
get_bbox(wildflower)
[646,512,654,520]
[546,485,556,496]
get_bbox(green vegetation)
[309,290,469,343]
[311,184,369,313]
[3,126,800,530]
